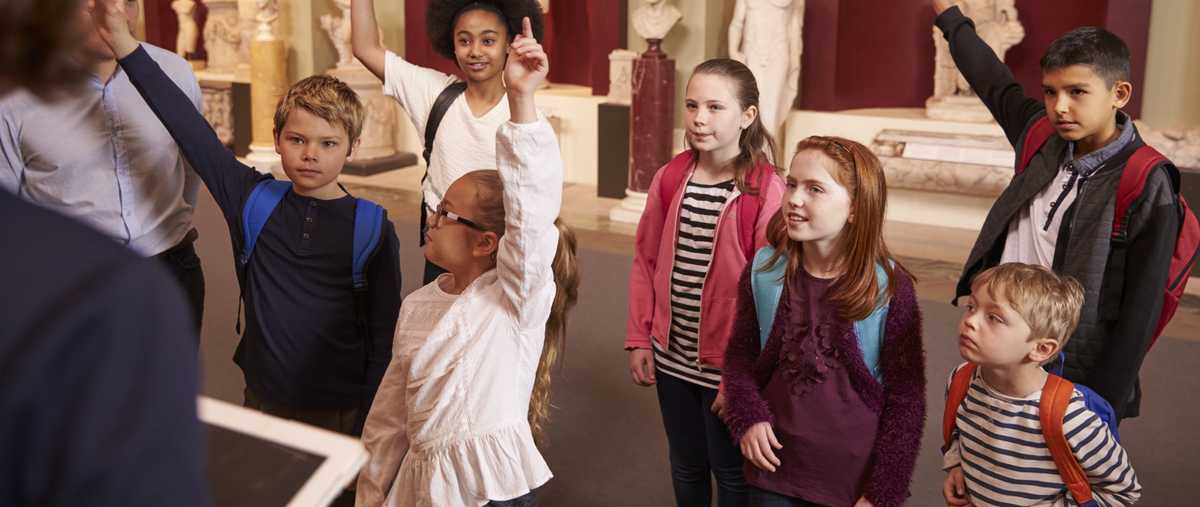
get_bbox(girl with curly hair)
[351,0,544,285]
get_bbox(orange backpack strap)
[942,363,977,453]
[1039,375,1094,505]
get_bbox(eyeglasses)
[430,202,485,231]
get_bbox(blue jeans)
[748,486,827,507]
[656,372,748,507]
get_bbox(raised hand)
[932,0,960,15]
[91,0,139,58]
[504,17,548,97]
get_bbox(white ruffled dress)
[356,119,563,507]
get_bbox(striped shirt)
[943,365,1141,506]
[653,179,736,389]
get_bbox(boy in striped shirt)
[945,263,1141,506]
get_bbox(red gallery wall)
[799,0,1151,118]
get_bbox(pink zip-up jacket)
[625,151,784,370]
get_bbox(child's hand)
[504,17,548,96]
[739,422,782,472]
[628,349,655,386]
[932,0,959,15]
[710,392,726,419]
[91,0,139,58]
[943,467,972,506]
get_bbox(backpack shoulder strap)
[1039,374,1095,506]
[1017,115,1056,175]
[658,151,694,214]
[422,81,469,169]
[737,165,768,260]
[750,246,785,348]
[942,363,977,453]
[1112,145,1171,239]
[241,179,291,265]
[352,198,386,290]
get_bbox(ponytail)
[528,218,579,441]
[461,170,579,442]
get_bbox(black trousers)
[656,372,748,507]
[154,232,205,338]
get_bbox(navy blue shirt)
[0,191,208,506]
[118,45,402,411]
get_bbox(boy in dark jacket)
[933,0,1182,419]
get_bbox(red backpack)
[1019,116,1200,346]
[657,151,773,260]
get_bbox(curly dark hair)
[426,0,545,61]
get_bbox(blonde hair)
[463,170,580,442]
[273,75,365,148]
[970,263,1085,349]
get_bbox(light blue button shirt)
[0,43,202,256]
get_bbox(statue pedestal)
[612,39,674,224]
[608,190,648,224]
[248,38,287,175]
[326,64,418,175]
[785,107,1011,231]
[925,95,994,123]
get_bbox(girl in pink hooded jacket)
[624,58,784,506]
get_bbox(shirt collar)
[1063,111,1134,175]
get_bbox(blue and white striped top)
[943,364,1142,506]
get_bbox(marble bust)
[633,0,682,41]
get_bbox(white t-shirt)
[999,165,1079,267]
[382,51,509,209]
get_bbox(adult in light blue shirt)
[0,1,206,333]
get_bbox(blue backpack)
[749,246,891,381]
[237,180,386,337]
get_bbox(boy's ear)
[1028,337,1060,364]
[347,136,361,158]
[273,131,282,156]
[1112,80,1133,109]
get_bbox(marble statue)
[321,0,398,162]
[1139,122,1200,169]
[172,0,199,58]
[729,0,803,146]
[320,0,355,69]
[201,0,242,73]
[633,0,682,41]
[255,0,279,40]
[927,0,1024,122]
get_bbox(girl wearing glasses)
[357,18,578,507]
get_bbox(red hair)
[762,136,910,321]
